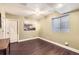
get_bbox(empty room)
[0,3,79,55]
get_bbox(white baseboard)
[38,37,79,54]
[18,37,38,42]
[18,37,79,53]
[10,40,18,43]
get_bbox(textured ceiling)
[0,3,79,18]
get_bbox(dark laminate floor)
[0,38,79,55]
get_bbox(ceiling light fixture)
[32,8,44,16]
[56,3,63,8]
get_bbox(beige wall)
[4,11,79,50]
[5,13,40,40]
[39,11,79,50]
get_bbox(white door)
[5,19,18,43]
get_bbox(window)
[52,14,69,32]
[52,18,60,32]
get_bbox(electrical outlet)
[65,42,69,46]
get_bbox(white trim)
[18,37,38,42]
[10,40,18,43]
[38,37,79,54]
[17,20,19,43]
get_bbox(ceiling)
[0,3,79,18]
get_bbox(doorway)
[5,19,18,43]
